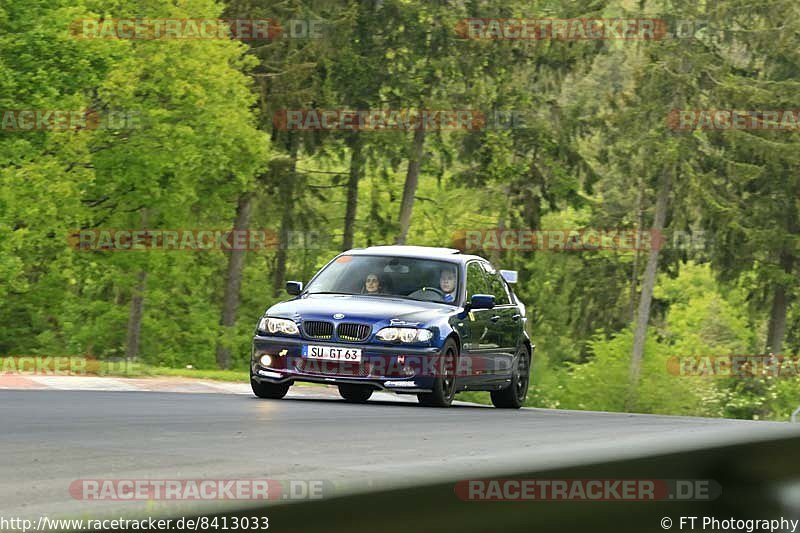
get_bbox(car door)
[461,261,503,386]
[481,263,520,378]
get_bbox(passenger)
[362,273,382,294]
[439,268,457,303]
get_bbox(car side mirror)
[500,270,518,284]
[286,281,303,296]
[468,294,495,310]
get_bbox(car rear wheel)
[491,345,530,409]
[250,374,290,399]
[338,384,373,403]
[418,338,458,408]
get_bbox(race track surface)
[2,388,799,520]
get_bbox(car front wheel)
[418,338,458,407]
[251,373,290,399]
[338,384,373,403]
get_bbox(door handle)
[490,315,501,322]
[511,314,521,321]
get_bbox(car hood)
[266,293,455,325]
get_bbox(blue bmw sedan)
[251,246,532,408]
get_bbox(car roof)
[344,245,488,265]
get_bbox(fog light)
[402,365,415,376]
[385,381,416,387]
[259,354,272,367]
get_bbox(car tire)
[251,375,290,399]
[417,338,458,408]
[491,345,531,409]
[338,384,373,403]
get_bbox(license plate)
[303,345,362,362]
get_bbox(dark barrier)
[98,434,800,533]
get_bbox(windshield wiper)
[370,294,455,305]
[401,297,455,305]
[305,291,354,296]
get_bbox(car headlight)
[258,317,299,336]
[376,327,433,343]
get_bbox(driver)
[362,272,382,294]
[439,267,457,303]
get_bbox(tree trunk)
[272,137,299,297]
[629,183,644,320]
[766,179,798,355]
[395,127,426,245]
[272,180,294,297]
[125,209,150,360]
[626,166,672,411]
[216,192,253,369]
[342,133,363,251]
[367,172,380,246]
[125,270,147,359]
[766,251,793,354]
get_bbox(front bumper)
[251,334,442,393]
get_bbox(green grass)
[0,357,323,387]
[133,365,248,381]
[132,365,326,386]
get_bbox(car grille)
[294,359,370,377]
[302,320,334,339]
[336,322,372,342]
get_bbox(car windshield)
[305,255,460,305]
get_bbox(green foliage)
[0,0,268,366]
[1,0,797,420]
[530,263,792,420]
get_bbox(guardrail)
[793,405,800,423]
[109,434,800,533]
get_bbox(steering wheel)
[407,287,446,300]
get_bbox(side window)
[466,262,489,300]
[483,264,511,305]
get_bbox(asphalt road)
[2,389,800,520]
